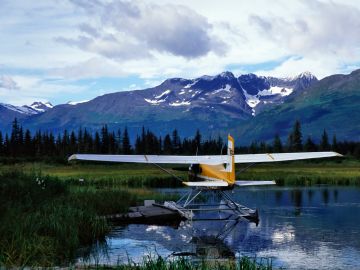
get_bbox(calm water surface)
[78,186,360,269]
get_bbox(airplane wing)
[235,180,276,187]
[234,151,342,163]
[183,181,228,187]
[68,154,227,165]
[69,151,341,165]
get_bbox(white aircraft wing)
[68,154,228,165]
[235,180,276,187]
[183,181,228,187]
[234,151,342,163]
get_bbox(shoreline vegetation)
[81,256,274,270]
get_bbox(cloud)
[0,74,87,106]
[60,0,226,60]
[0,75,19,90]
[249,0,360,61]
[49,57,129,79]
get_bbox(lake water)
[78,186,360,269]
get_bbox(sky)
[1,0,360,105]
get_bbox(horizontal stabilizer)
[183,181,228,187]
[235,180,276,187]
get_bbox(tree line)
[0,119,225,160]
[0,118,359,161]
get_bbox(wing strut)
[149,162,184,183]
[238,162,256,174]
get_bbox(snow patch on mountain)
[169,101,191,106]
[258,86,293,97]
[67,100,89,105]
[144,97,167,105]
[212,84,231,94]
[184,81,197,89]
[155,89,171,99]
[242,90,260,108]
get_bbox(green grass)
[236,159,360,186]
[89,256,274,270]
[0,162,186,187]
[1,159,359,188]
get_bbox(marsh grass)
[89,256,273,270]
[0,170,178,267]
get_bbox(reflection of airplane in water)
[117,220,247,260]
[69,135,341,223]
[179,220,241,259]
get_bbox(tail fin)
[226,135,235,184]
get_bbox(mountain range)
[1,69,359,144]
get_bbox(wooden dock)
[103,201,259,227]
[104,203,184,226]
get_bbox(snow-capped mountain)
[0,71,320,138]
[0,101,53,116]
[23,101,53,114]
[139,71,317,116]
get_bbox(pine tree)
[4,134,10,155]
[320,129,330,151]
[122,127,131,154]
[116,129,122,154]
[249,141,258,154]
[48,132,56,156]
[292,120,303,151]
[194,130,202,154]
[83,129,92,153]
[35,130,43,156]
[94,131,101,153]
[55,134,62,156]
[259,141,267,153]
[101,125,109,153]
[163,134,172,154]
[304,136,317,151]
[353,144,360,159]
[69,131,77,155]
[273,134,283,153]
[135,135,142,154]
[77,128,84,153]
[332,135,338,152]
[10,118,20,156]
[140,126,146,154]
[172,129,181,154]
[109,131,116,154]
[0,131,3,156]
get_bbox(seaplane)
[69,135,342,223]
